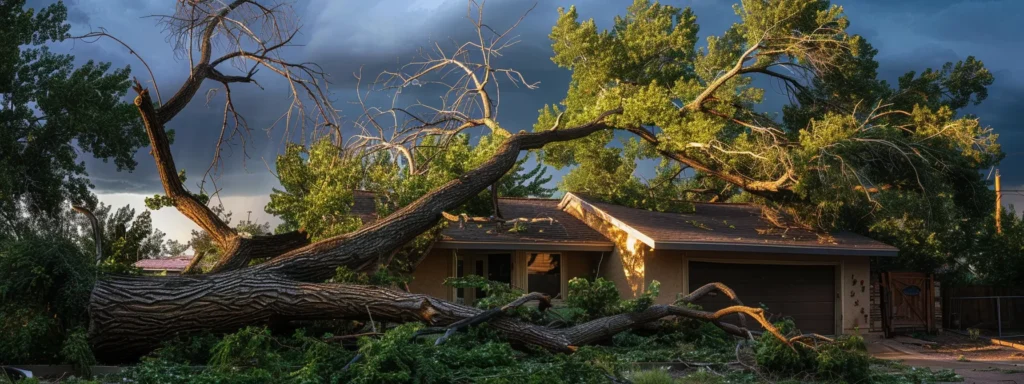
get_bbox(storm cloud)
[30,0,1023,241]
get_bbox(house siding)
[409,248,452,300]
[566,251,602,282]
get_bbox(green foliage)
[266,140,365,240]
[814,335,869,383]
[72,201,166,264]
[349,323,450,383]
[61,327,96,377]
[626,369,674,384]
[0,230,94,364]
[869,359,962,384]
[0,0,146,230]
[538,0,1006,284]
[163,239,188,257]
[566,277,622,320]
[754,320,871,383]
[444,275,525,311]
[964,207,1024,286]
[268,135,556,241]
[329,266,412,288]
[565,278,662,322]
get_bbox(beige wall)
[597,249,873,335]
[409,248,453,300]
[409,248,605,302]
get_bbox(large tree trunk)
[90,272,777,360]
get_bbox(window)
[527,253,561,299]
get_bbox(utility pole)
[247,210,252,224]
[995,169,1002,234]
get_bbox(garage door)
[688,261,836,335]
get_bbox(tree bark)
[89,273,779,360]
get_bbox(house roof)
[561,193,898,257]
[134,256,194,271]
[348,190,897,256]
[436,198,615,251]
[350,192,614,251]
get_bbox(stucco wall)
[566,251,602,282]
[645,250,684,304]
[409,248,452,300]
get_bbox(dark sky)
[33,0,1024,242]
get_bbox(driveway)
[869,336,1024,383]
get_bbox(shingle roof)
[134,256,194,271]
[349,191,611,248]
[437,198,613,249]
[565,193,898,256]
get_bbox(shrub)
[61,328,97,377]
[565,278,662,323]
[0,232,95,365]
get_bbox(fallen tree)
[78,0,1002,362]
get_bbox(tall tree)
[0,0,146,235]
[536,0,1001,276]
[79,0,1002,360]
[73,202,165,265]
[162,239,188,258]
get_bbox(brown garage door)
[688,261,836,335]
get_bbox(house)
[352,191,898,336]
[133,255,194,275]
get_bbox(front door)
[455,253,512,305]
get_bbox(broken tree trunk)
[89,274,782,359]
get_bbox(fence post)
[958,298,963,331]
[996,297,1002,338]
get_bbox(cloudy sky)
[31,0,1024,245]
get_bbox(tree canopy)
[0,0,146,235]
[532,0,1002,277]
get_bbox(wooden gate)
[880,272,935,336]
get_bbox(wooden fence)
[945,285,1024,336]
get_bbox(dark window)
[475,260,485,298]
[528,253,561,299]
[456,259,464,300]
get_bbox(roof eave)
[435,240,615,252]
[654,240,899,257]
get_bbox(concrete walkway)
[870,339,1024,383]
